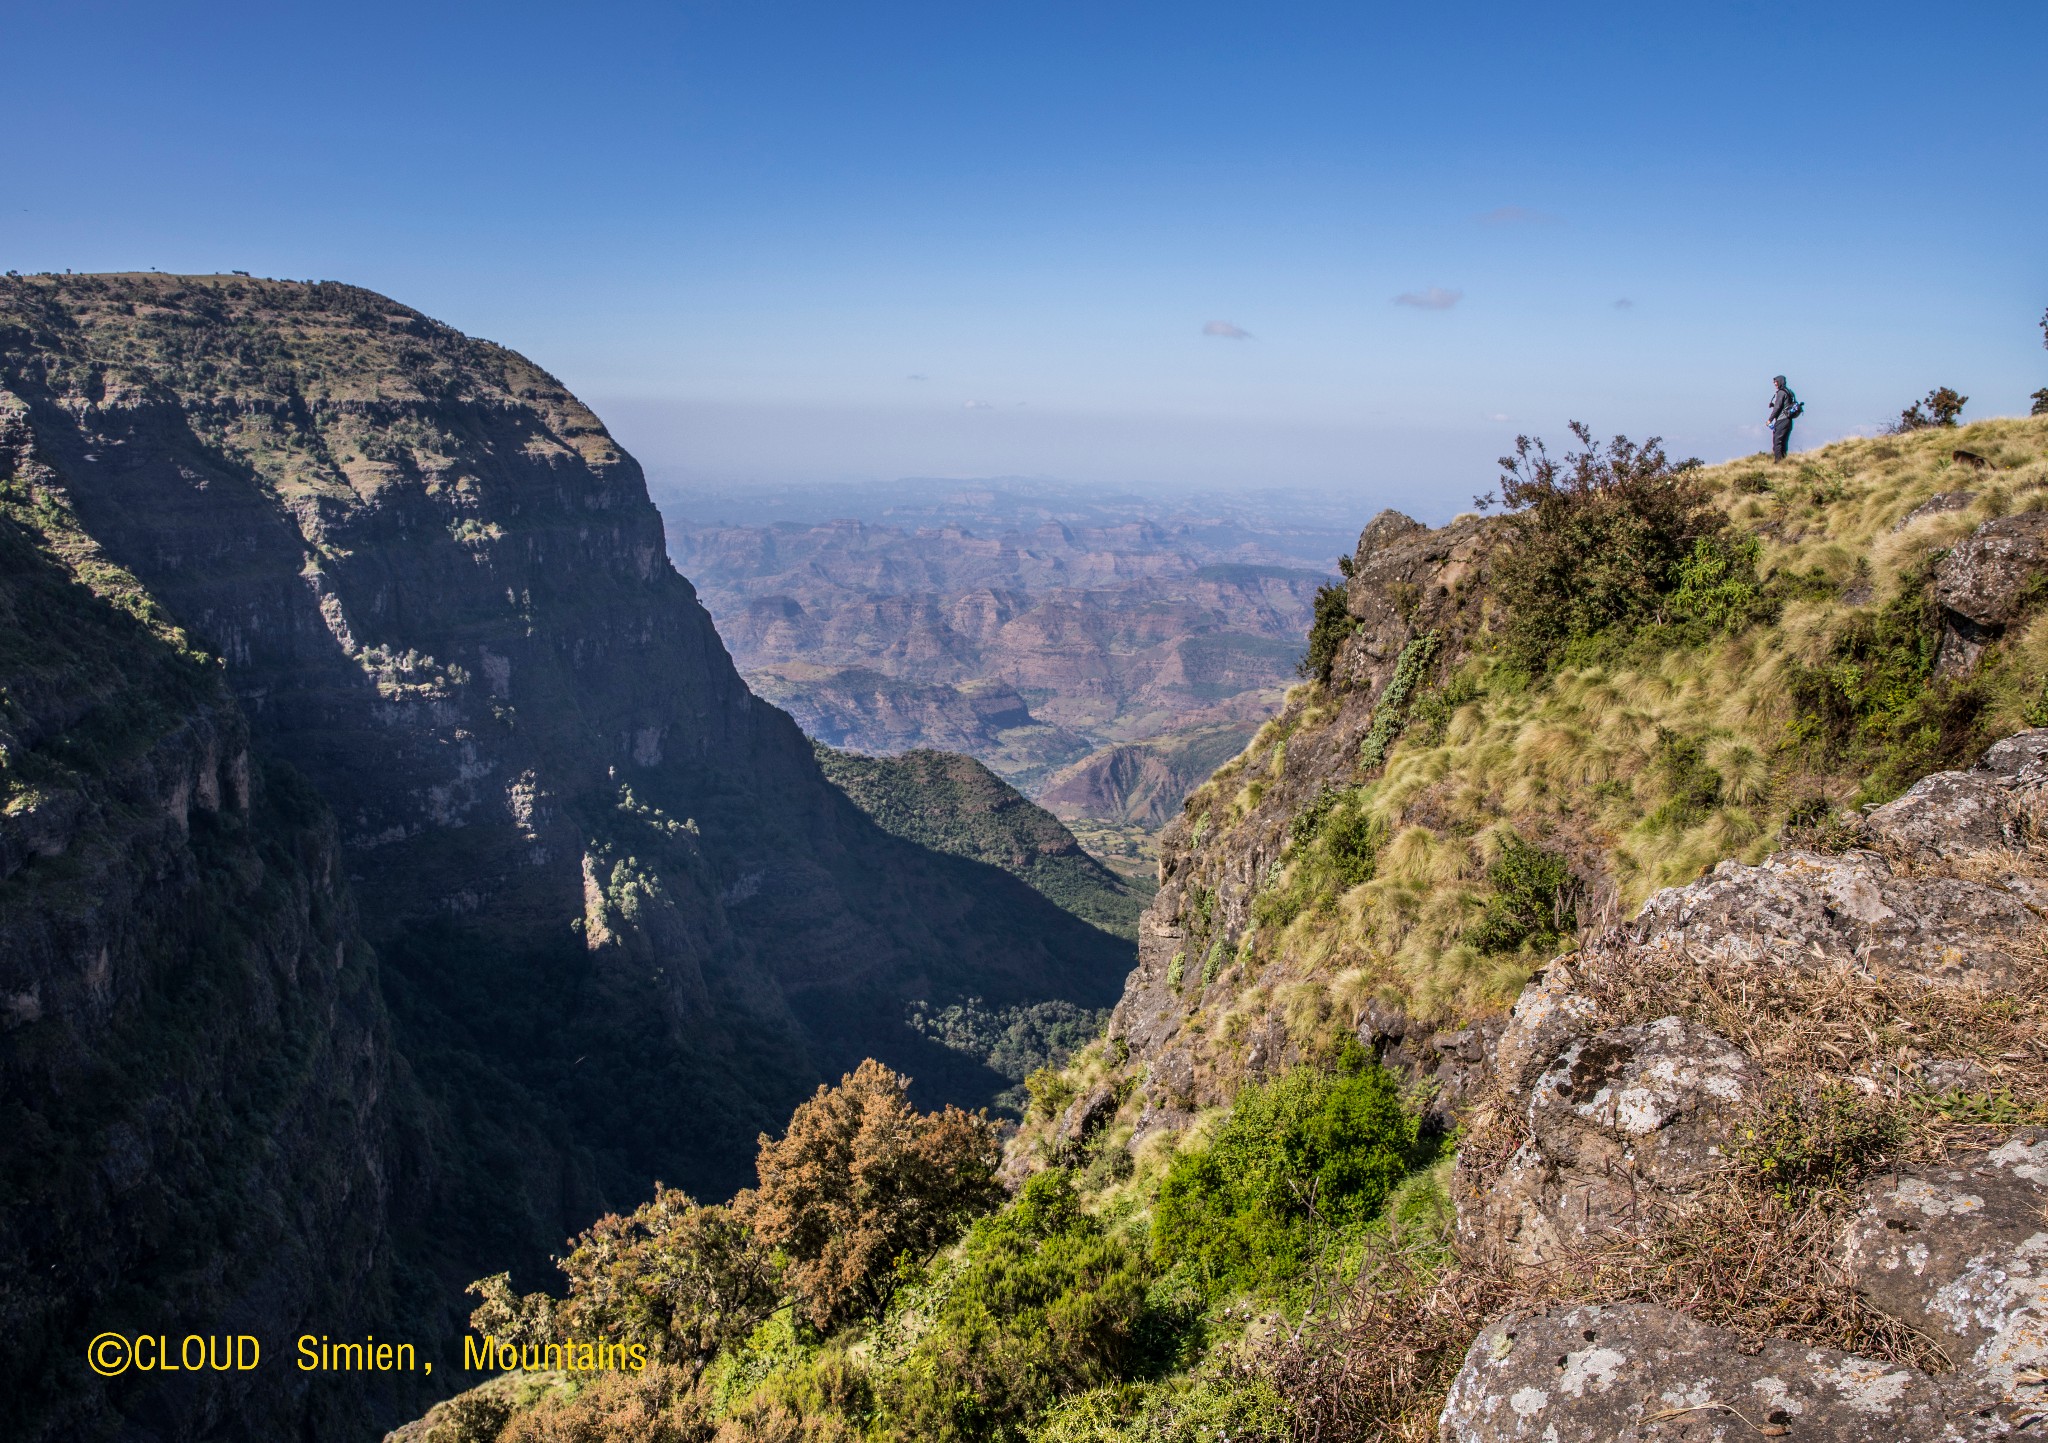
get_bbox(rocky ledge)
[1444,730,2048,1440]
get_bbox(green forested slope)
[815,743,1154,938]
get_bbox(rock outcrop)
[1472,1015,1758,1267]
[1842,1134,2048,1408]
[1442,1303,2008,1441]
[1444,730,2048,1438]
[1934,511,2048,675]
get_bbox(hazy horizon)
[8,2,2044,509]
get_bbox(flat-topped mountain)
[0,273,1132,1441]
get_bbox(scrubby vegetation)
[423,414,2048,1443]
[1299,577,1356,685]
[429,1051,1442,1443]
[1152,1053,1425,1295]
[1893,385,1968,431]
[1485,421,1713,677]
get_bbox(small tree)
[2035,307,2047,415]
[1895,387,1967,431]
[466,1188,777,1369]
[735,1059,1002,1330]
[1483,422,1712,673]
[1298,579,1356,684]
[555,1189,778,1365]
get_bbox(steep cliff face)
[0,276,1130,1216]
[1104,512,1503,1125]
[0,274,1136,1443]
[0,398,416,1441]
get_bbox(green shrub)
[2025,676,2048,727]
[1407,671,1482,748]
[1894,387,1967,431]
[1027,1066,1080,1122]
[1151,1058,1420,1296]
[883,1172,1154,1443]
[1255,789,1384,932]
[1785,556,1990,799]
[1667,533,1770,634]
[1645,732,1723,831]
[1732,1081,1904,1203]
[1356,632,1441,769]
[1486,422,1714,675]
[1298,580,1356,684]
[1466,834,1576,956]
[1028,1376,1290,1443]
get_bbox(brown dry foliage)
[733,1059,1003,1330]
[467,1190,777,1369]
[496,1363,714,1443]
[1573,933,2048,1158]
[1256,1240,1520,1443]
[1548,1179,1950,1371]
[556,1190,779,1365]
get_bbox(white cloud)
[962,400,996,410]
[1474,205,1553,226]
[1486,412,1510,423]
[1202,320,1252,339]
[1394,287,1462,311]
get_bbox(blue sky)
[5,1,2045,516]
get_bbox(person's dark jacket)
[1768,385,1803,429]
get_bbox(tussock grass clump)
[1574,938,2048,1157]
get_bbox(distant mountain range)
[668,481,1350,818]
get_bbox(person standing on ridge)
[1767,375,1803,462]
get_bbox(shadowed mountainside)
[0,273,1133,1442]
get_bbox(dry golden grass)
[1225,416,2048,1033]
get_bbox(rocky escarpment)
[0,274,1130,1211]
[1102,510,1501,1125]
[1441,730,2048,1440]
[0,274,1137,1441]
[0,403,418,1441]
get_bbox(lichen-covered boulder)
[1631,850,2041,989]
[1842,1133,2048,1409]
[1934,512,2048,674]
[1478,1017,1757,1266]
[1491,964,1600,1099]
[1440,1302,2010,1441]
[1864,732,2048,883]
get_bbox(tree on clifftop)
[735,1059,1002,1330]
[1483,421,1712,674]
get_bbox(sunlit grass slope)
[1182,416,2048,1028]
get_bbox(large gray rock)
[1632,850,2041,989]
[1977,731,2048,780]
[1842,1133,2048,1408]
[1492,964,1600,1099]
[1934,512,2048,674]
[1480,1016,1757,1266]
[1440,1302,2010,1441]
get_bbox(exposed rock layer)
[1445,731,2048,1438]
